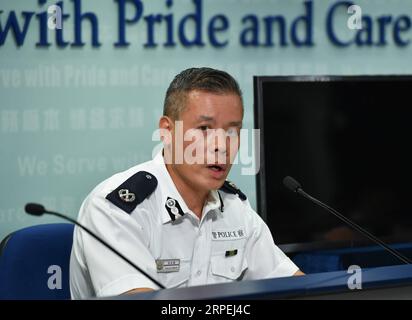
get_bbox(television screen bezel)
[253,75,412,254]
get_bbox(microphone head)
[25,203,46,216]
[283,176,302,193]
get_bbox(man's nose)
[210,129,227,154]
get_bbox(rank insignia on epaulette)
[106,171,158,214]
[118,189,136,203]
[228,181,238,189]
[219,180,247,201]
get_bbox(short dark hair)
[163,67,243,120]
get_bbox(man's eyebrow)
[199,116,242,126]
[198,115,215,122]
[229,121,243,127]
[197,116,242,127]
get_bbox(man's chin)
[205,177,227,191]
[193,169,230,191]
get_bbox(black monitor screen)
[254,76,412,251]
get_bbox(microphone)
[25,203,46,216]
[282,176,412,265]
[25,203,165,289]
[283,176,302,193]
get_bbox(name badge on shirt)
[212,227,246,241]
[156,259,180,273]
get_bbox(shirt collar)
[203,190,223,215]
[152,150,224,224]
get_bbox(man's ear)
[159,116,173,145]
[159,116,174,164]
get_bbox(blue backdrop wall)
[1,0,412,240]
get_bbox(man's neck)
[165,164,208,219]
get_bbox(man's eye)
[227,127,239,136]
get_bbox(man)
[69,67,303,299]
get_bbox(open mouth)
[207,164,226,172]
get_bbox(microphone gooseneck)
[283,177,412,265]
[24,203,166,289]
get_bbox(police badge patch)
[165,197,185,221]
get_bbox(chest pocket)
[210,250,248,281]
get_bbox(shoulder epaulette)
[106,171,158,214]
[219,180,247,201]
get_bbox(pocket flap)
[211,254,248,280]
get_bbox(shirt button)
[196,270,202,276]
[199,231,203,236]
[231,267,235,273]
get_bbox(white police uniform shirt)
[69,150,299,299]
